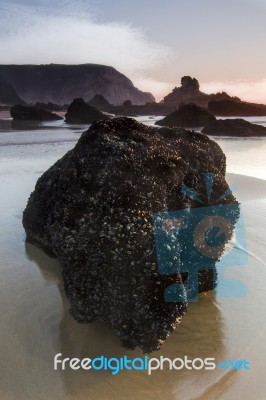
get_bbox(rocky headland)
[0,64,154,106]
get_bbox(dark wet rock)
[202,118,266,137]
[208,99,266,116]
[156,103,216,128]
[10,104,63,121]
[23,117,238,352]
[65,98,110,124]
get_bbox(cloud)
[201,80,266,104]
[0,3,172,91]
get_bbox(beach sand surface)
[0,116,265,400]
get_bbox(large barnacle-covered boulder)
[23,117,238,352]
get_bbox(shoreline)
[227,173,266,200]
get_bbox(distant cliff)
[0,64,154,106]
[163,76,240,108]
[0,76,24,105]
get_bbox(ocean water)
[0,112,265,400]
[210,116,266,181]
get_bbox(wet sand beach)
[0,114,265,399]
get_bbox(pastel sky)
[0,0,266,102]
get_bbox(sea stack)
[65,98,110,124]
[156,103,216,128]
[10,104,63,121]
[163,76,240,108]
[202,118,266,137]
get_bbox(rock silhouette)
[10,104,63,121]
[0,64,154,105]
[202,118,266,136]
[163,76,240,108]
[208,99,266,116]
[65,98,110,124]
[156,103,216,127]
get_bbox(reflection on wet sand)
[25,241,228,400]
[1,117,265,399]
[0,117,47,131]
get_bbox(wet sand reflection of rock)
[25,241,227,400]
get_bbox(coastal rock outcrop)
[202,118,266,136]
[65,98,110,124]
[10,104,63,121]
[163,76,240,108]
[156,103,216,128]
[23,118,238,352]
